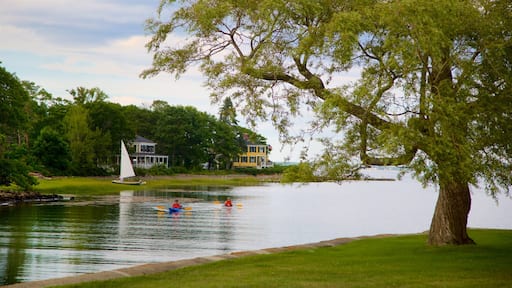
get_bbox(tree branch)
[241,52,417,166]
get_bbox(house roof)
[134,135,156,144]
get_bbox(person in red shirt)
[224,197,233,207]
[172,199,183,209]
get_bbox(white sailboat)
[112,140,145,185]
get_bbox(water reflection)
[1,175,511,285]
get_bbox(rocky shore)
[0,191,66,206]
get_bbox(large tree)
[0,65,37,189]
[142,0,512,245]
[32,127,71,174]
[155,105,219,168]
[64,105,97,174]
[87,101,134,163]
[0,65,30,143]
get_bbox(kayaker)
[224,197,233,207]
[172,199,183,209]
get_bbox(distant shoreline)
[1,173,281,205]
[1,172,397,206]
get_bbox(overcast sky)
[0,0,356,162]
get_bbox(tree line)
[0,64,267,189]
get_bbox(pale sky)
[0,0,358,162]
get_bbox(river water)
[1,169,511,285]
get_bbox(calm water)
[1,169,511,285]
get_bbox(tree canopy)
[142,0,512,245]
[0,65,37,189]
[0,65,29,136]
[1,62,270,188]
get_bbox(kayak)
[152,206,183,213]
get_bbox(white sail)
[119,140,136,181]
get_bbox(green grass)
[55,229,512,288]
[32,175,262,196]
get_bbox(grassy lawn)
[32,175,263,196]
[55,229,512,288]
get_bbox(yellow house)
[233,143,273,168]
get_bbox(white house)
[130,135,168,168]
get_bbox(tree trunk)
[428,177,475,245]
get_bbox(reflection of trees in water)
[0,202,119,286]
[0,206,29,285]
[0,192,242,285]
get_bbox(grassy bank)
[56,229,512,288]
[33,175,267,196]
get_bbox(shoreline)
[0,191,69,206]
[1,171,396,205]
[4,233,399,288]
[0,173,280,205]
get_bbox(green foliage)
[153,105,243,169]
[233,165,287,176]
[281,162,317,183]
[123,104,158,145]
[0,65,30,133]
[87,100,134,160]
[4,143,41,177]
[22,80,57,144]
[68,86,108,105]
[218,97,238,125]
[154,105,209,167]
[143,0,512,188]
[139,164,175,176]
[42,101,69,134]
[210,119,242,169]
[64,105,96,168]
[0,158,37,190]
[0,65,36,190]
[1,63,273,183]
[168,166,189,174]
[32,127,71,175]
[143,0,512,244]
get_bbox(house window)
[249,146,256,152]
[258,146,266,153]
[249,156,256,163]
[241,156,248,163]
[140,145,155,153]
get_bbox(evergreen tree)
[219,97,238,125]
